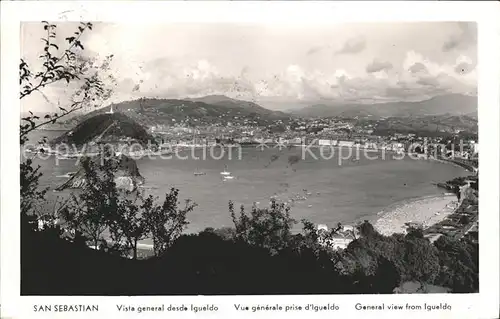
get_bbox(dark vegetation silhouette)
[51,112,154,147]
[20,22,479,295]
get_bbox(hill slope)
[69,96,292,128]
[188,95,289,116]
[52,113,153,147]
[291,94,478,119]
[372,114,478,136]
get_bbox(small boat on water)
[220,165,231,176]
[194,170,206,176]
[138,185,158,190]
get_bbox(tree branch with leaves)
[20,21,115,144]
[20,21,116,227]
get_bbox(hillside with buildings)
[67,96,292,129]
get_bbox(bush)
[229,199,296,255]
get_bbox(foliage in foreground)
[22,189,479,295]
[56,149,196,259]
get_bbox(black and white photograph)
[1,1,499,318]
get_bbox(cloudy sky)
[21,22,477,111]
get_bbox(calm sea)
[26,130,468,233]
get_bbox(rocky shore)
[55,153,145,192]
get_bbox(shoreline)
[373,193,459,236]
[111,194,462,253]
[45,144,472,250]
[372,157,473,236]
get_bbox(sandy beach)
[374,194,459,236]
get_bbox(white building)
[318,139,332,146]
[105,105,115,114]
[471,142,479,154]
[338,141,354,147]
[317,224,329,232]
[316,224,356,250]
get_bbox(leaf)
[44,114,51,119]
[50,43,59,50]
[65,36,76,43]
[74,40,84,50]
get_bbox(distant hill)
[69,96,292,128]
[371,114,478,136]
[188,95,289,117]
[290,94,478,119]
[52,113,153,147]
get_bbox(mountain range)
[70,95,292,128]
[371,114,478,136]
[49,94,479,133]
[289,94,478,119]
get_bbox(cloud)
[416,76,440,87]
[366,60,393,73]
[442,22,477,52]
[255,65,354,101]
[335,36,366,55]
[454,55,476,75]
[306,45,331,56]
[147,50,477,104]
[112,58,257,101]
[454,62,474,75]
[21,22,479,111]
[408,62,428,74]
[70,50,478,107]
